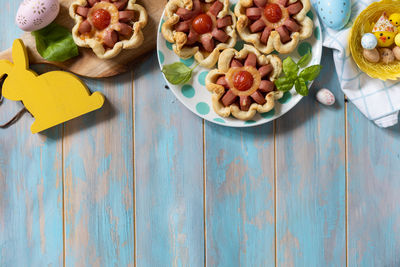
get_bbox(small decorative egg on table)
[316,88,335,106]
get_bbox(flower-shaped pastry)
[162,0,237,68]
[235,0,313,54]
[70,0,148,59]
[206,45,283,120]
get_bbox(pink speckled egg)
[16,0,60,32]
[316,88,336,106]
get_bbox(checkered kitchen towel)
[312,0,400,128]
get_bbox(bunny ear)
[12,39,29,70]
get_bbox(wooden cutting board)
[0,0,165,78]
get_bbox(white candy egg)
[316,88,335,106]
[16,0,60,32]
[361,33,378,50]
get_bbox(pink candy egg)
[316,88,335,106]
[16,0,60,32]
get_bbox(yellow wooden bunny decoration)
[0,39,105,134]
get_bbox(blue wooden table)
[1,1,400,266]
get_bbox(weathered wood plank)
[64,73,134,266]
[276,48,346,266]
[0,1,63,266]
[347,98,400,266]
[205,123,275,266]
[135,53,204,267]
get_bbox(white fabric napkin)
[311,0,400,128]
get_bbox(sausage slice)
[251,90,267,105]
[276,26,291,43]
[253,0,267,8]
[212,28,229,43]
[287,1,303,15]
[118,23,132,36]
[76,6,90,17]
[240,96,252,111]
[187,29,199,45]
[258,81,275,93]
[260,26,272,44]
[216,76,229,88]
[246,8,262,21]
[244,53,257,67]
[209,1,224,17]
[250,19,266,33]
[79,20,92,34]
[104,30,118,48]
[221,90,238,106]
[217,16,233,28]
[284,18,300,32]
[200,35,215,52]
[230,59,243,68]
[114,0,128,10]
[119,10,135,23]
[258,64,273,78]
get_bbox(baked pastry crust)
[70,0,148,59]
[235,0,313,54]
[162,0,237,68]
[206,45,283,120]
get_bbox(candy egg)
[315,0,351,30]
[363,48,380,63]
[380,48,395,64]
[395,34,400,47]
[361,33,378,50]
[393,46,400,61]
[316,88,335,106]
[16,0,60,32]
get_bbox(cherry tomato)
[264,3,282,23]
[92,9,111,30]
[192,14,213,34]
[233,71,254,91]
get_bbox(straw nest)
[349,0,400,80]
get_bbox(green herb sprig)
[274,51,322,96]
[162,62,199,85]
[32,23,79,62]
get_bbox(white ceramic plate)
[157,1,323,127]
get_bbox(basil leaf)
[299,65,322,82]
[275,77,295,92]
[297,51,312,68]
[283,57,299,79]
[32,23,79,62]
[295,77,309,96]
[162,62,193,85]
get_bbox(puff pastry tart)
[70,0,148,59]
[206,45,283,120]
[162,0,237,68]
[235,0,313,54]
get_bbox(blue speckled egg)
[315,0,351,30]
[361,33,378,50]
